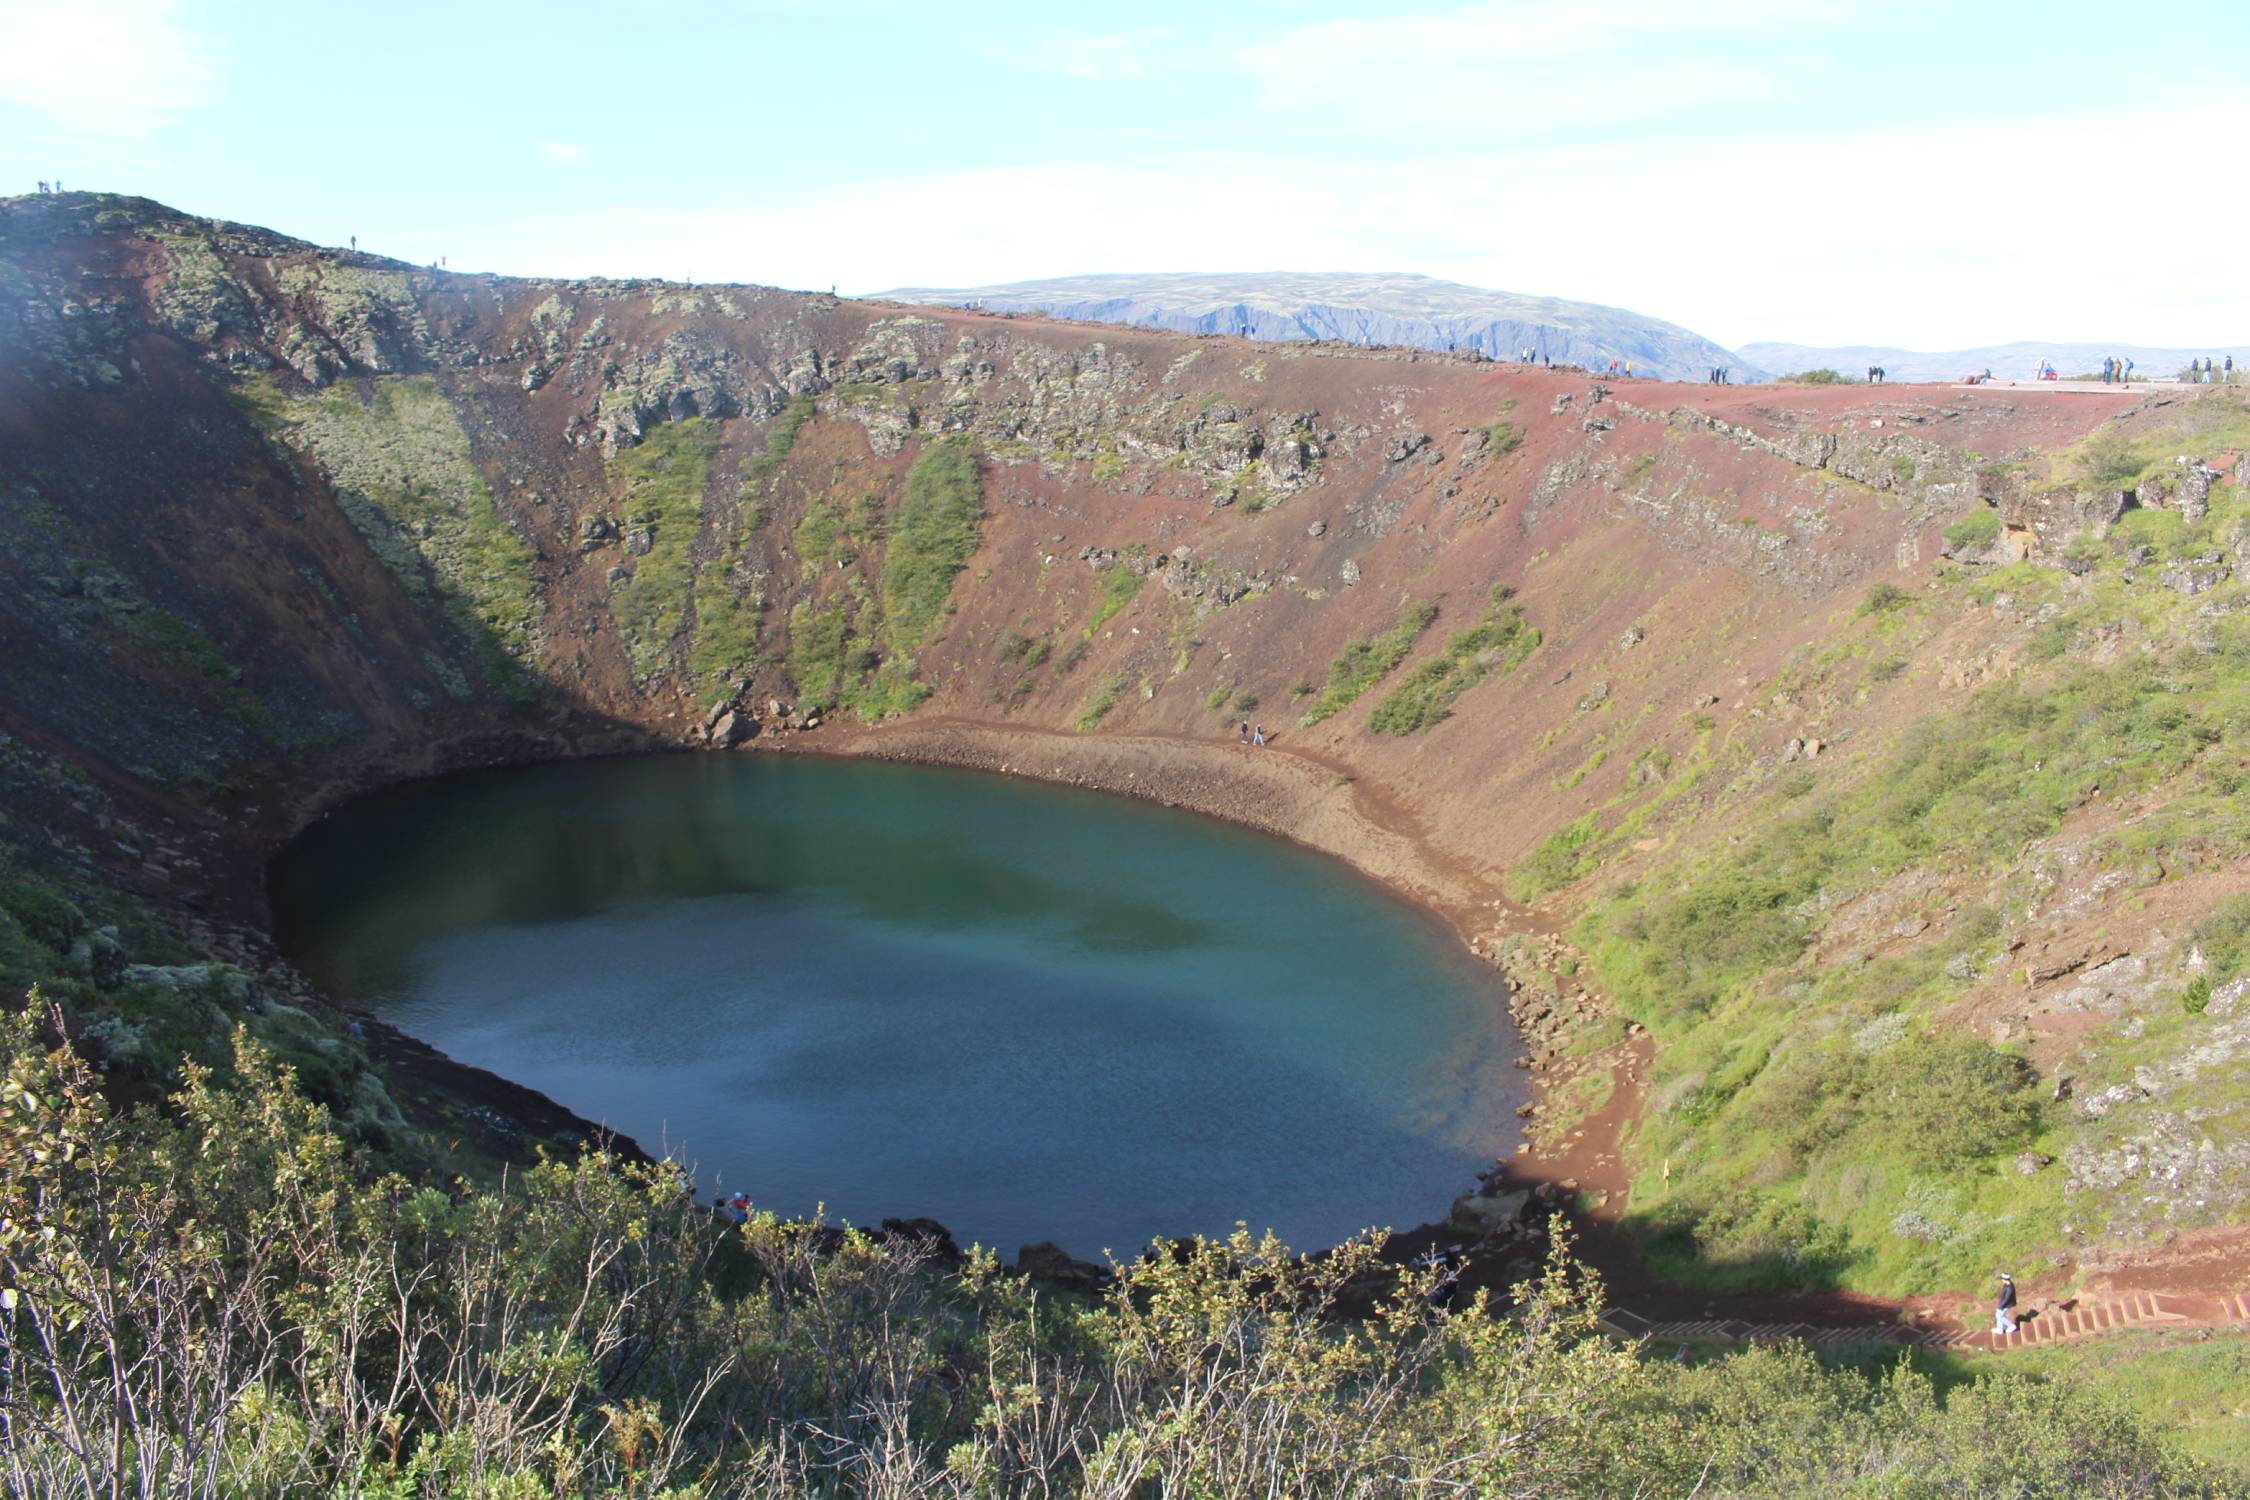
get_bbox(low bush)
[1300,603,1435,725]
[1369,586,1538,735]
[1941,508,2001,551]
[880,438,984,649]
[0,1006,2218,1496]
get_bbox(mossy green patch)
[1369,587,1539,734]
[244,373,541,698]
[785,598,854,714]
[607,418,720,683]
[1301,603,1436,726]
[1076,674,1128,730]
[1087,566,1144,634]
[880,438,984,651]
[1942,508,2000,550]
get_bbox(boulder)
[1015,1241,1109,1294]
[122,962,255,1005]
[2176,458,2219,524]
[709,711,752,748]
[878,1217,963,1268]
[1448,1188,1532,1238]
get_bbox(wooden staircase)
[1600,1290,2250,1354]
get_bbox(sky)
[3,0,2246,351]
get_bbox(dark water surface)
[271,754,1523,1256]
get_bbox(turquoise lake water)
[270,753,1523,1257]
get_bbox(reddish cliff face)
[15,191,2246,1297]
[0,193,2124,879]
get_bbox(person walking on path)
[1994,1273,2019,1337]
[1238,721,1250,745]
[1252,724,1267,747]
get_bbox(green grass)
[784,599,853,713]
[685,402,813,690]
[792,497,844,568]
[1300,603,1437,726]
[607,418,720,682]
[880,439,984,651]
[1075,674,1127,730]
[243,373,541,697]
[1087,566,1144,634]
[1998,1332,2250,1471]
[738,396,814,497]
[1480,401,1524,459]
[1513,815,1600,902]
[1941,508,2001,550]
[1573,576,2250,1291]
[996,629,1052,669]
[124,607,273,733]
[1368,586,1539,735]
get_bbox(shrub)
[1779,369,1846,384]
[1512,816,1600,901]
[2194,895,2250,982]
[1369,587,1538,735]
[1075,674,1127,730]
[0,1003,2218,1496]
[1860,1032,2041,1166]
[2079,430,2146,487]
[881,438,984,649]
[785,599,852,712]
[1300,603,1436,725]
[1857,582,1913,617]
[1942,508,2002,551]
[1087,566,1143,633]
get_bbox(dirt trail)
[812,717,2250,1353]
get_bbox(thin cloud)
[978,27,1176,82]
[0,0,218,137]
[428,107,2243,350]
[1235,0,1853,123]
[544,141,587,165]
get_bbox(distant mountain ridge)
[878,271,1761,384]
[1741,339,2250,384]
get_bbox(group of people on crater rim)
[1865,365,1888,383]
[2186,355,2233,383]
[2099,355,2136,384]
[1706,365,1735,384]
[32,179,63,193]
[1238,720,1268,748]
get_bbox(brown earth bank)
[5,191,2248,1342]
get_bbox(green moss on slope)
[607,418,719,683]
[243,372,541,698]
[1301,602,1437,726]
[1369,586,1538,734]
[1573,502,2250,1293]
[880,438,984,651]
[685,401,812,693]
